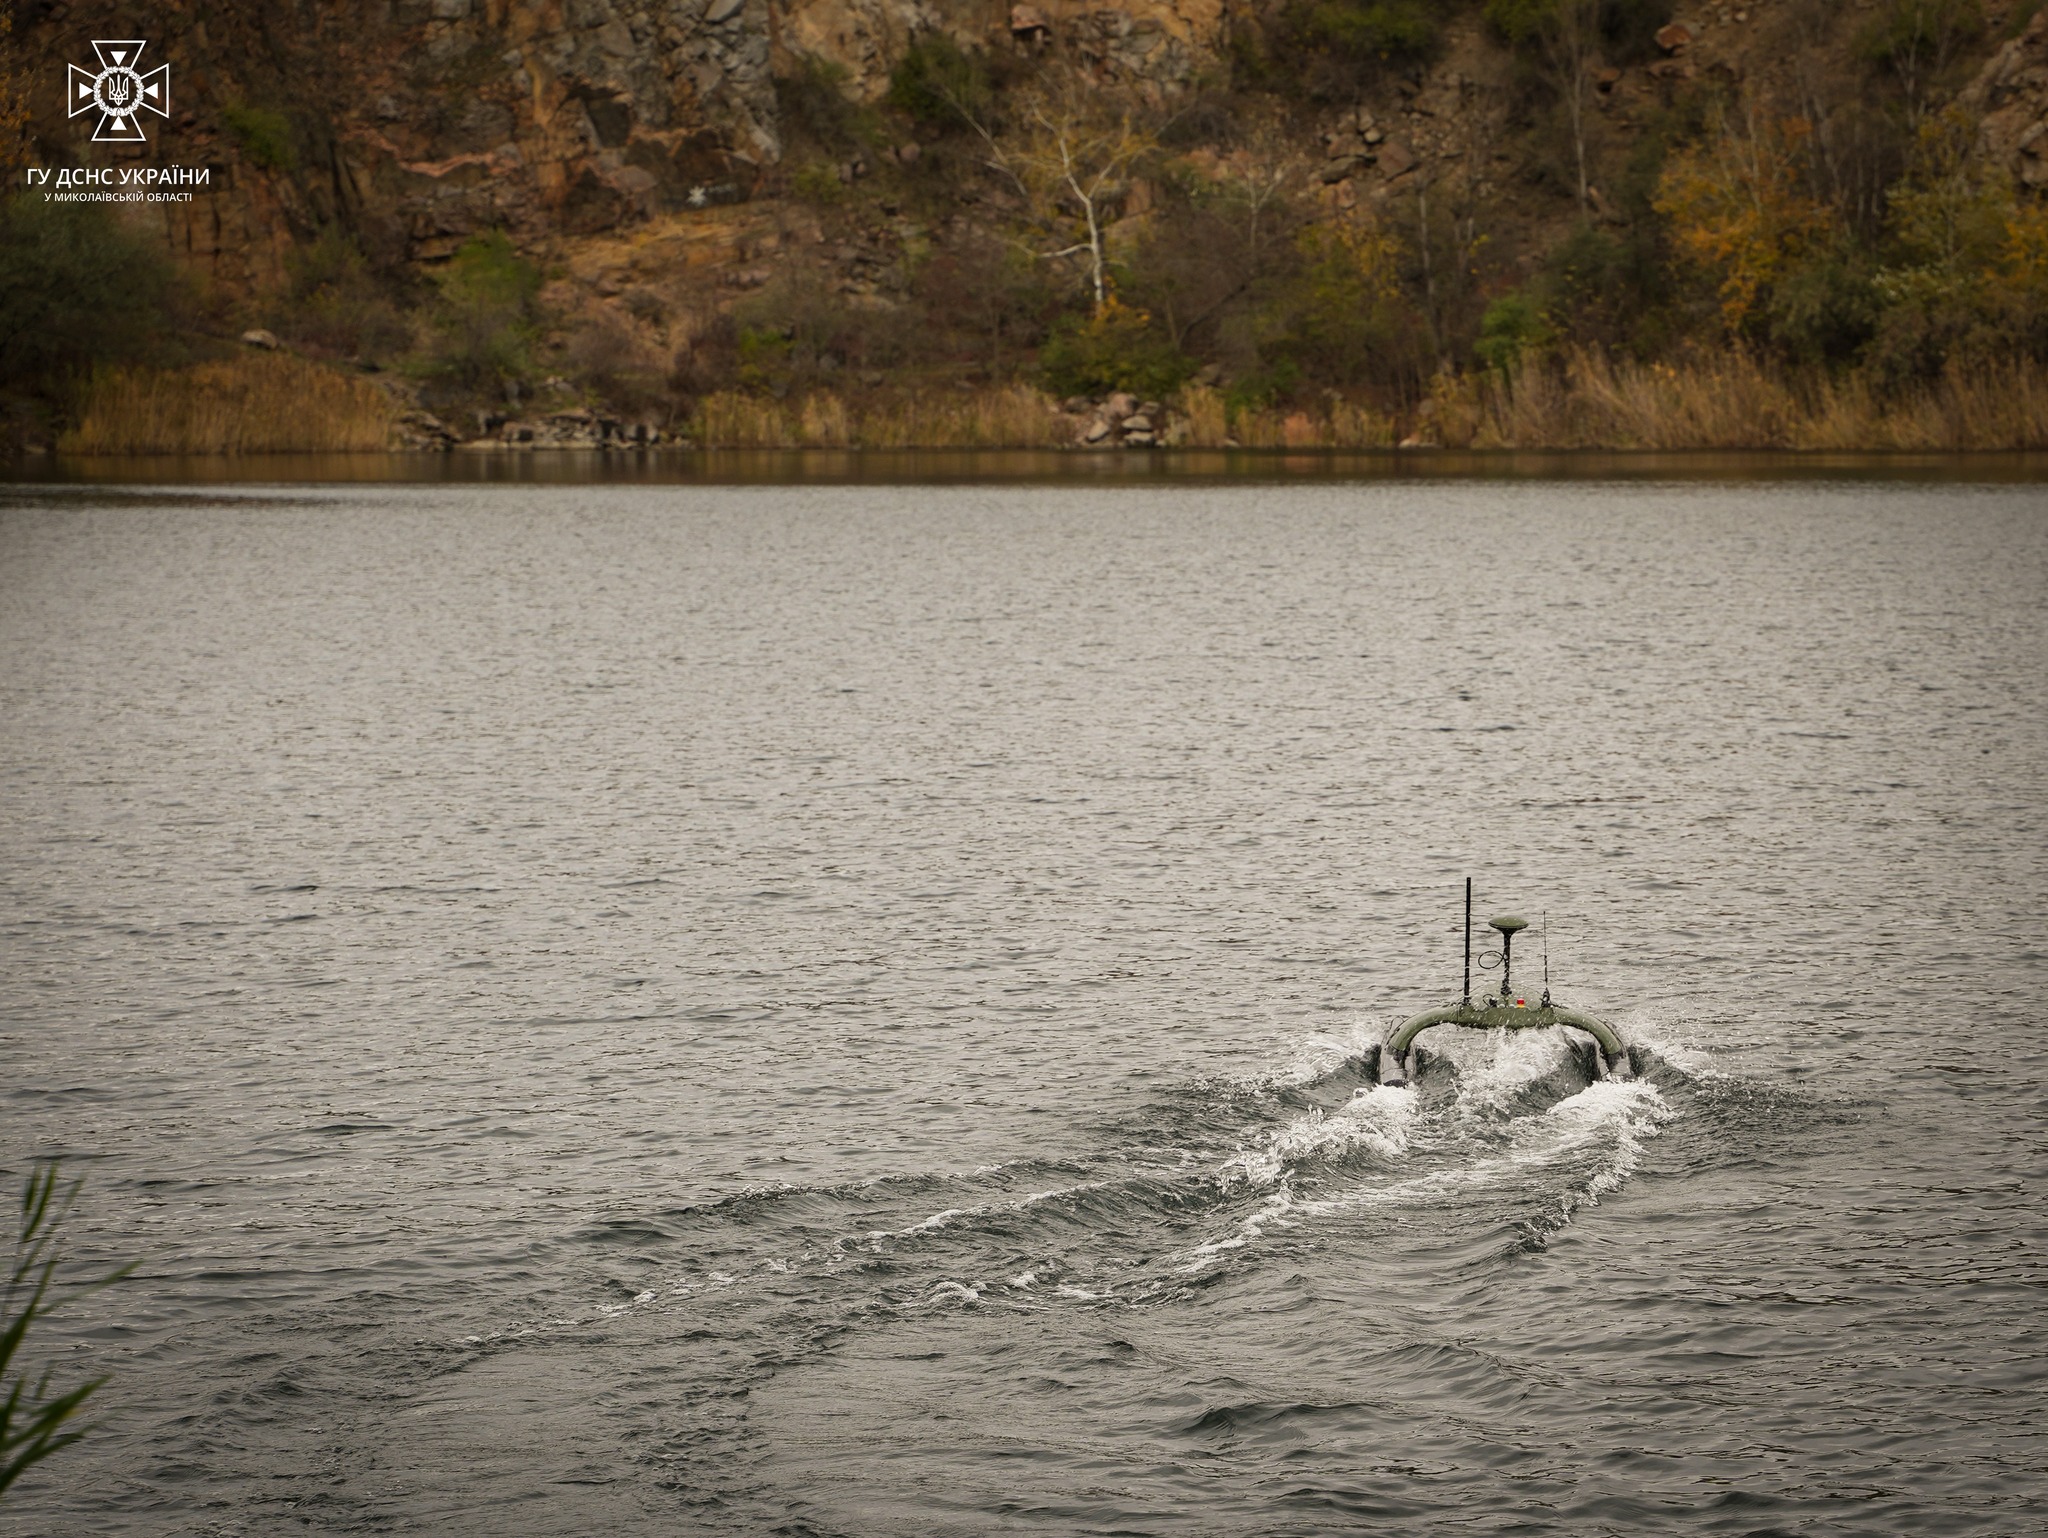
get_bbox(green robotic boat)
[1373,879,1634,1088]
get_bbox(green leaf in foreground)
[1,1162,131,1501]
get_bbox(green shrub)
[788,161,846,205]
[1298,0,1441,63]
[1599,0,1676,63]
[427,230,543,393]
[776,55,884,158]
[1263,0,1445,97]
[1858,0,1984,70]
[1766,252,1880,366]
[1484,0,1558,44]
[221,103,297,171]
[1263,215,1426,392]
[0,195,175,404]
[279,229,412,362]
[1487,0,1671,57]
[1223,360,1303,417]
[1475,290,1555,372]
[736,323,796,391]
[1038,298,1195,399]
[887,33,991,129]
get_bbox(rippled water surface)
[2,480,2044,1537]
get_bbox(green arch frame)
[1387,1005,1625,1062]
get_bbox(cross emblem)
[68,40,170,143]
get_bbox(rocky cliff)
[18,1,2048,286]
[10,0,1234,289]
[9,0,2047,455]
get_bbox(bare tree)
[1498,0,1602,210]
[916,62,1157,314]
[1543,0,1601,211]
[986,78,1157,312]
[1864,0,1984,125]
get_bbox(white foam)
[1216,1081,1418,1193]
[1428,1026,1572,1116]
[866,1206,971,1242]
[1261,1016,1392,1088]
[860,1178,1104,1248]
[1179,1074,1671,1272]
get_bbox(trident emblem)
[68,40,169,142]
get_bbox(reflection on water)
[11,445,2048,485]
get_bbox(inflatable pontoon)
[1374,879,1633,1088]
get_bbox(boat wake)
[521,1020,1682,1338]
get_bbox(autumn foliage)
[1655,108,1835,334]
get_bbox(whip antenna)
[1462,877,1472,1007]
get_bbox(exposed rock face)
[774,0,1223,100]
[20,0,1227,287]
[1961,11,2048,192]
[21,0,781,274]
[344,0,781,259]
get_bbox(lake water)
[2,477,2044,1536]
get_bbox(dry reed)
[692,385,1070,448]
[61,354,397,454]
[694,390,792,448]
[1173,385,1231,447]
[1474,350,2048,451]
[1203,392,1395,448]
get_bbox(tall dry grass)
[61,354,398,454]
[1171,386,1396,448]
[854,385,1071,448]
[604,362,2048,453]
[694,386,1071,448]
[1472,349,2048,451]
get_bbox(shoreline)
[11,445,2048,486]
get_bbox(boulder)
[1655,21,1694,53]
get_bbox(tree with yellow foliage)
[981,73,1157,315]
[1654,102,1835,335]
[1866,107,2047,375]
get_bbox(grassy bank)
[679,357,2048,452]
[1466,353,2048,452]
[42,351,2048,455]
[59,355,396,455]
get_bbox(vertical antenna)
[1541,913,1551,1005]
[1462,877,1472,1006]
